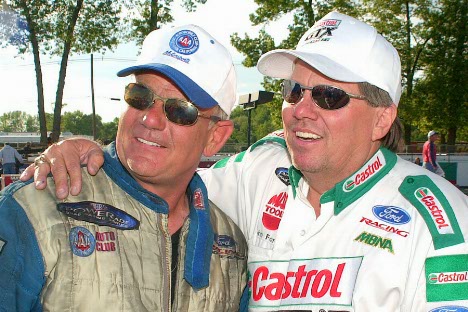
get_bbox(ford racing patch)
[57,201,139,230]
[429,306,468,312]
[212,234,245,260]
[69,226,96,257]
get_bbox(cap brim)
[257,49,366,83]
[117,64,217,109]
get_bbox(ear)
[203,120,234,157]
[372,104,397,141]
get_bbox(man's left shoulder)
[398,172,467,250]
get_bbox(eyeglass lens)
[282,80,352,110]
[124,83,201,126]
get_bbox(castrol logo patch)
[343,151,385,192]
[262,192,288,230]
[248,257,362,308]
[415,187,454,234]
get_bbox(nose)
[141,99,167,130]
[292,90,319,120]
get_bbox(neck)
[135,174,193,235]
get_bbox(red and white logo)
[262,192,288,230]
[249,257,361,308]
[415,187,454,234]
[343,151,385,192]
[193,188,205,209]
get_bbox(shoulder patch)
[426,254,468,302]
[399,175,464,249]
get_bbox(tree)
[123,0,210,45]
[414,0,467,146]
[0,111,36,132]
[2,0,123,144]
[99,117,119,143]
[361,0,433,145]
[1,1,53,144]
[61,110,103,136]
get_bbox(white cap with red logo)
[257,11,402,105]
[117,24,237,116]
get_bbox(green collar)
[289,148,397,215]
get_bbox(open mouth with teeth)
[296,131,322,140]
[137,137,162,147]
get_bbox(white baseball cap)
[257,11,402,105]
[117,24,237,116]
[428,130,439,137]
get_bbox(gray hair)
[358,82,402,152]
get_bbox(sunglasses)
[281,80,368,110]
[124,83,221,126]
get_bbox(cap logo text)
[169,29,199,55]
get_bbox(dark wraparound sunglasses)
[281,79,368,110]
[124,83,221,126]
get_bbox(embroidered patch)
[262,192,287,231]
[372,205,411,225]
[426,254,468,302]
[399,176,464,250]
[212,234,245,260]
[429,306,468,312]
[69,226,96,257]
[359,217,409,238]
[193,188,205,210]
[354,231,394,254]
[0,237,6,255]
[343,151,385,192]
[57,201,139,230]
[275,167,290,186]
[95,231,117,252]
[169,29,199,55]
[248,257,362,308]
[303,19,342,44]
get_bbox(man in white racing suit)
[19,11,468,312]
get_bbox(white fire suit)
[202,131,468,312]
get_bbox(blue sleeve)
[0,193,45,311]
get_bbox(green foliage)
[0,111,119,143]
[228,98,282,145]
[99,117,119,143]
[230,0,466,144]
[0,111,33,132]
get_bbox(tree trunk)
[19,0,48,144]
[51,0,83,142]
[150,0,158,30]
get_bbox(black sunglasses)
[124,83,221,126]
[281,79,368,110]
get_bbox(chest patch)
[248,257,362,309]
[69,226,96,257]
[58,201,140,230]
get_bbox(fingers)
[19,163,36,182]
[86,148,105,176]
[19,138,103,199]
[54,140,84,197]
